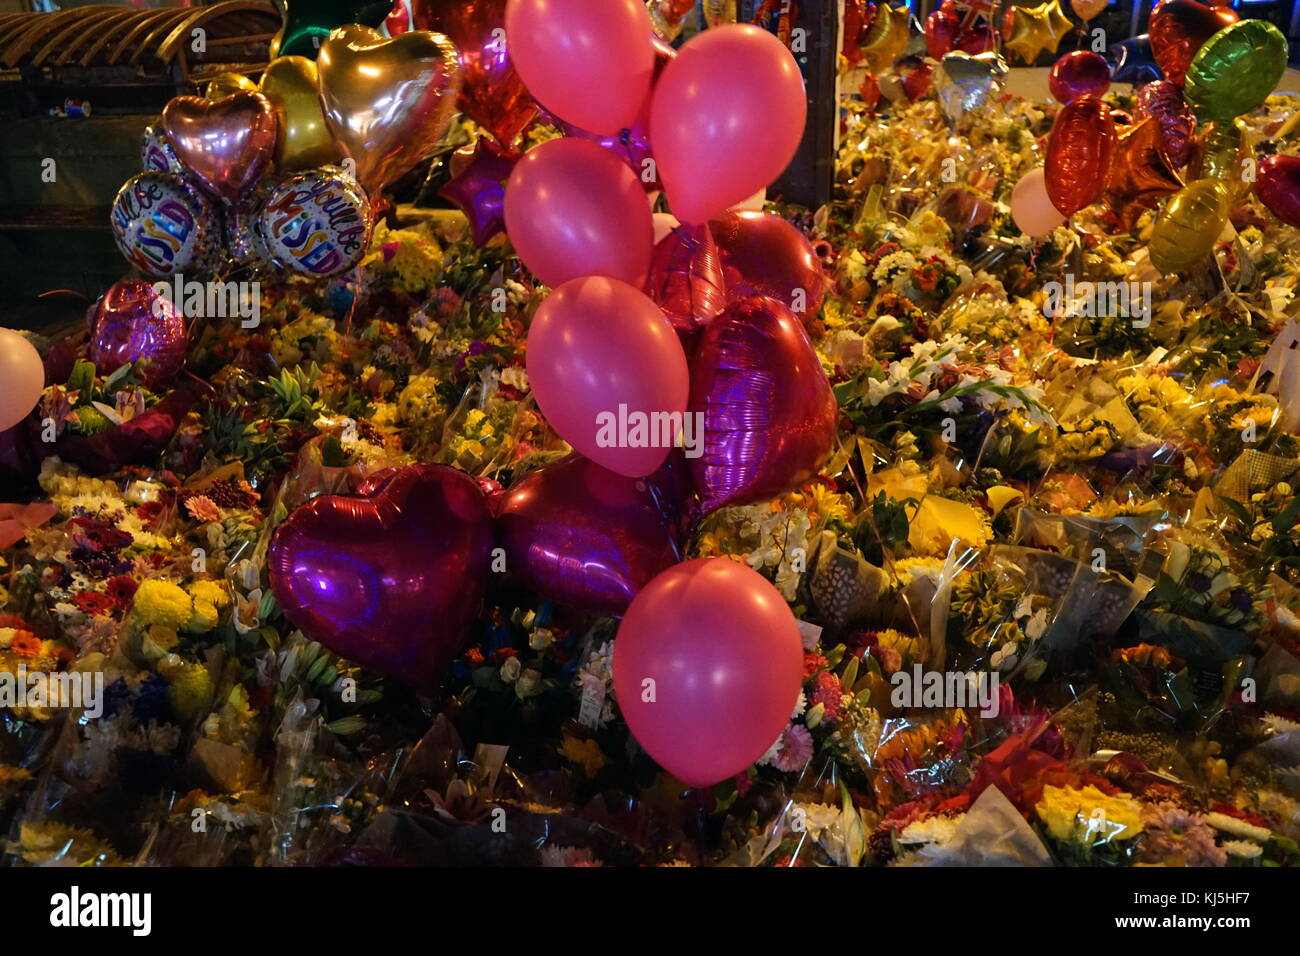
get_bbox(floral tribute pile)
[3,80,1300,867]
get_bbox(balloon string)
[645,475,684,563]
[38,288,90,302]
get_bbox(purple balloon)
[268,464,495,691]
[689,296,838,514]
[438,137,519,247]
[645,222,727,347]
[88,279,187,389]
[498,453,682,616]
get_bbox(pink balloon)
[505,0,655,135]
[650,24,807,225]
[0,329,44,432]
[505,137,654,288]
[498,453,683,615]
[708,210,827,324]
[652,212,680,244]
[690,295,837,513]
[526,276,689,477]
[612,557,803,787]
[1010,167,1066,239]
[88,280,187,389]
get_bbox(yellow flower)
[165,662,213,721]
[557,736,606,777]
[1035,784,1144,845]
[186,579,231,633]
[145,625,180,650]
[133,580,193,628]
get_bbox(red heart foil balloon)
[1045,95,1116,216]
[1256,155,1300,229]
[1149,0,1238,88]
[707,211,828,326]
[689,295,837,513]
[268,464,494,691]
[408,0,538,147]
[498,454,682,616]
[645,222,727,346]
[1133,79,1197,168]
[88,279,187,389]
[161,92,277,203]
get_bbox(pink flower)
[184,495,222,524]
[771,724,814,773]
[810,670,844,722]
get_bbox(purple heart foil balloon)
[268,464,495,692]
[497,453,684,616]
[644,222,727,349]
[689,295,838,514]
[707,211,828,326]
[88,279,187,389]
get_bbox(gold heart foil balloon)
[259,56,343,171]
[161,92,278,203]
[317,25,463,198]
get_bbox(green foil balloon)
[1148,178,1230,274]
[271,0,393,59]
[1184,19,1287,125]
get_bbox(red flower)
[73,590,116,617]
[105,574,139,609]
[802,652,827,677]
[810,670,844,721]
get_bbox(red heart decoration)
[1149,0,1238,88]
[268,464,494,692]
[688,295,837,514]
[161,92,277,202]
[1256,155,1300,229]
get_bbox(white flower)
[499,656,522,683]
[1222,840,1263,860]
[1204,812,1272,843]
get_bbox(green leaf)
[325,716,367,736]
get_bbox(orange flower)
[11,630,42,658]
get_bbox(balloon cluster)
[1011,3,1295,276]
[924,0,998,61]
[265,1,829,788]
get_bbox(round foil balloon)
[689,295,837,513]
[498,454,681,616]
[88,279,187,388]
[707,211,827,324]
[1148,177,1230,274]
[1045,96,1116,216]
[256,168,373,277]
[268,464,494,692]
[140,122,183,174]
[1149,0,1237,88]
[1256,155,1300,229]
[1184,19,1288,125]
[612,557,803,788]
[110,172,220,279]
[1049,50,1111,104]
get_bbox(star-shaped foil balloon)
[1101,118,1183,232]
[271,0,394,59]
[861,3,911,74]
[438,137,519,246]
[1003,0,1072,64]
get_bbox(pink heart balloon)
[498,453,682,615]
[88,280,187,389]
[689,295,837,513]
[1256,155,1300,229]
[161,92,277,203]
[268,464,494,691]
[707,211,827,325]
[612,557,803,787]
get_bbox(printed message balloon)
[88,279,187,388]
[110,172,220,279]
[612,557,803,788]
[256,168,373,277]
[268,464,494,692]
[140,122,183,174]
